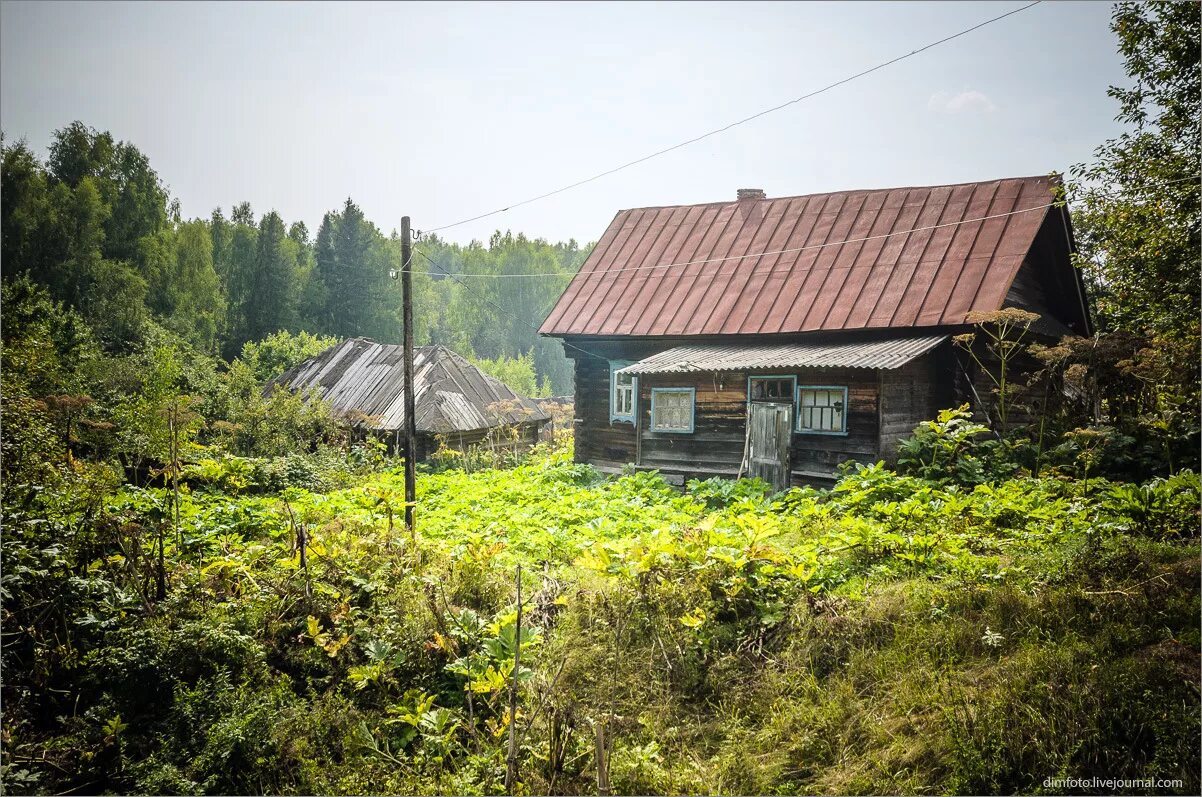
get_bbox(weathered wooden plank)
[569,343,897,483]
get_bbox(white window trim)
[796,385,849,436]
[649,387,695,434]
[609,360,636,424]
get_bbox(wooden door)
[748,402,792,492]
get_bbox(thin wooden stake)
[298,520,311,598]
[169,401,181,548]
[595,720,610,796]
[155,520,166,601]
[505,564,522,793]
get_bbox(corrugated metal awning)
[616,335,948,375]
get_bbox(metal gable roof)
[616,335,948,375]
[271,338,550,433]
[539,176,1059,338]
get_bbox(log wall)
[878,348,948,463]
[568,342,952,485]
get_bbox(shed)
[539,176,1091,488]
[272,338,551,459]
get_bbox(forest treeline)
[1,127,586,396]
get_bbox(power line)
[417,200,1057,280]
[413,173,1202,280]
[412,246,608,362]
[408,170,1201,344]
[421,1,1043,234]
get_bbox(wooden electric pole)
[401,216,417,534]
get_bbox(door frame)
[746,400,793,492]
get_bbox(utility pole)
[401,216,417,534]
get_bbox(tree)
[235,329,338,383]
[1,137,58,282]
[470,351,543,397]
[106,142,169,264]
[303,211,337,334]
[138,227,176,315]
[1064,1,1200,473]
[210,208,232,283]
[171,220,226,352]
[4,126,167,352]
[329,198,381,337]
[247,211,301,341]
[84,260,150,350]
[304,199,394,340]
[52,175,109,306]
[46,121,168,265]
[221,202,259,356]
[1070,2,1200,342]
[46,121,115,190]
[0,275,98,397]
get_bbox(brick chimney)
[737,188,766,201]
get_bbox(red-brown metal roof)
[539,176,1059,337]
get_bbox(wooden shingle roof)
[272,339,550,433]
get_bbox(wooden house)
[538,177,1091,489]
[273,338,551,459]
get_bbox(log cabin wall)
[636,371,746,479]
[571,353,638,469]
[567,338,968,487]
[634,367,885,486]
[878,349,946,465]
[786,367,881,483]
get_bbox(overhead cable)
[415,173,1202,279]
[412,247,608,361]
[421,1,1043,234]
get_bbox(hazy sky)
[1,1,1127,245]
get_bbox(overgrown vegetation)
[2,434,1198,795]
[2,3,1199,795]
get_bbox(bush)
[249,453,328,493]
[897,405,994,485]
[1102,470,1200,538]
[685,476,774,510]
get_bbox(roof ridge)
[615,174,1057,214]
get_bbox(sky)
[1,1,1129,246]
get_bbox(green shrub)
[686,476,773,510]
[1102,470,1200,538]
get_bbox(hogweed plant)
[953,307,1041,434]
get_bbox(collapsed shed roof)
[272,338,550,433]
[540,176,1066,338]
[616,335,948,376]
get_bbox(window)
[749,376,796,402]
[650,388,695,433]
[609,361,636,423]
[797,386,847,434]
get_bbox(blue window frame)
[796,385,848,435]
[609,360,637,424]
[650,387,695,433]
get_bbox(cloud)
[928,89,997,114]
